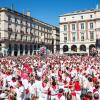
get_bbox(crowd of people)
[0,54,100,100]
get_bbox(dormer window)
[64,18,66,21]
[81,16,83,19]
[90,15,93,18]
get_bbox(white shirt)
[15,86,25,100]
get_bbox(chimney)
[26,11,31,16]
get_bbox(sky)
[0,0,100,26]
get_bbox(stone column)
[60,44,63,54]
[77,45,80,52]
[11,44,14,56]
[86,46,89,56]
[28,45,30,55]
[1,43,7,56]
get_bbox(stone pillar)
[54,45,56,53]
[1,43,8,56]
[28,45,30,55]
[86,47,89,56]
[68,44,71,53]
[60,44,63,54]
[77,45,80,52]
[11,44,14,56]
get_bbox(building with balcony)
[59,5,100,55]
[0,8,60,56]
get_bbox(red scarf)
[57,93,63,100]
[52,85,56,90]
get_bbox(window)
[8,15,11,22]
[64,37,67,42]
[39,26,41,30]
[64,18,66,21]
[26,28,28,33]
[20,20,23,24]
[30,23,32,28]
[64,34,67,42]
[90,23,93,29]
[72,32,76,41]
[26,21,28,26]
[81,16,83,19]
[90,31,94,41]
[72,24,75,30]
[90,15,92,18]
[15,34,17,40]
[81,23,84,29]
[15,18,18,24]
[64,25,67,31]
[81,33,84,41]
[26,36,27,41]
[21,34,23,40]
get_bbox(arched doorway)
[8,44,12,56]
[80,45,86,51]
[63,45,69,52]
[89,44,96,56]
[38,44,40,49]
[71,45,77,52]
[14,44,18,56]
[30,45,33,55]
[20,44,23,55]
[25,45,28,55]
[34,45,36,54]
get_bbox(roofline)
[59,8,100,17]
[0,7,58,28]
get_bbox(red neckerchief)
[52,85,56,90]
[57,93,62,100]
